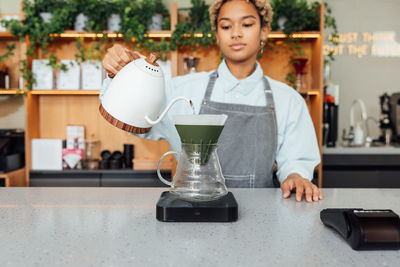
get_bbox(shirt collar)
[217,59,263,96]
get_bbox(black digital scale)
[321,208,400,250]
[156,191,238,222]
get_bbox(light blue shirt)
[101,60,321,183]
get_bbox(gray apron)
[199,71,278,188]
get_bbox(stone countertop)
[0,188,399,267]
[323,146,400,155]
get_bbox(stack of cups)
[124,144,134,169]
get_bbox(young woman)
[101,0,323,202]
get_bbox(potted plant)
[170,0,215,51]
[71,0,108,32]
[34,0,65,23]
[105,0,125,32]
[271,0,320,34]
[148,0,169,31]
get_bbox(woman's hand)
[280,173,323,202]
[102,44,142,78]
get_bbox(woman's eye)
[243,23,253,28]
[221,25,231,30]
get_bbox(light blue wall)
[324,0,400,140]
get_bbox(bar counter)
[0,188,399,266]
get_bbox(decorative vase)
[39,12,53,23]
[277,16,287,31]
[74,13,88,32]
[148,13,163,31]
[291,58,308,92]
[107,14,121,32]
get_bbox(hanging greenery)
[271,0,320,33]
[170,0,215,50]
[0,0,337,90]
[0,0,170,89]
[0,0,76,89]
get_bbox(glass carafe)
[157,143,228,202]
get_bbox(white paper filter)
[173,114,228,126]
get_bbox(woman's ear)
[260,25,270,42]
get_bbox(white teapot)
[99,53,192,133]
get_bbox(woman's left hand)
[280,173,323,202]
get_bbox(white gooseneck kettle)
[99,53,193,133]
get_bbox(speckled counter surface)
[323,146,400,154]
[0,188,399,267]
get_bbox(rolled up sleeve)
[275,96,321,183]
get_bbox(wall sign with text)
[324,31,400,58]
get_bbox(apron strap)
[263,77,275,111]
[202,71,218,103]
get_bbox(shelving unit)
[48,30,321,40]
[1,2,325,186]
[0,32,13,38]
[28,90,100,95]
[0,32,25,91]
[0,168,26,187]
[0,89,24,95]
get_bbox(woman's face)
[215,0,268,63]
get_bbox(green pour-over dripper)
[173,114,228,165]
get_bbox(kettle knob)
[146,53,160,66]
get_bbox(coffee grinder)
[378,93,393,145]
[390,92,400,144]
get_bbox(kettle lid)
[134,53,163,77]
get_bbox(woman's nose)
[231,25,242,40]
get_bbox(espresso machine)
[390,93,400,144]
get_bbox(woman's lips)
[230,43,246,51]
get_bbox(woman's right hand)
[102,44,142,78]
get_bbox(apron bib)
[199,71,278,188]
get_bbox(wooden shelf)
[0,31,14,38]
[300,90,320,97]
[50,30,172,39]
[29,90,100,95]
[268,31,321,39]
[19,90,320,97]
[46,30,320,40]
[0,89,24,95]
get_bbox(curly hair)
[209,0,274,32]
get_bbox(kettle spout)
[144,96,194,125]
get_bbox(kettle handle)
[157,151,178,186]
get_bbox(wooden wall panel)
[37,95,174,167]
[177,42,315,93]
[261,41,313,90]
